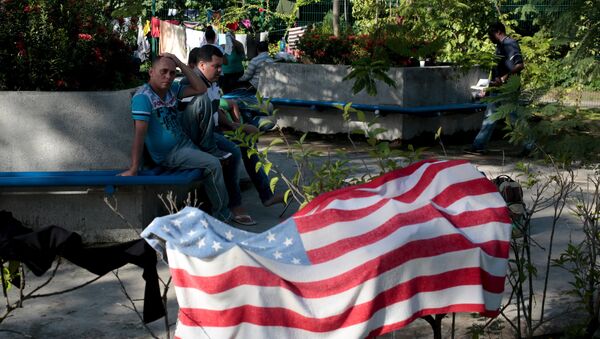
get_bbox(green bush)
[0,0,140,91]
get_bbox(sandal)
[231,214,257,226]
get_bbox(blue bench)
[0,167,204,195]
[266,98,487,117]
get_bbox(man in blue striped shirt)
[238,41,274,90]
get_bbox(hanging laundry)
[207,9,223,23]
[184,9,199,19]
[159,20,188,64]
[135,17,150,62]
[183,21,201,29]
[143,20,151,36]
[0,210,164,323]
[186,28,204,53]
[151,17,160,38]
[276,0,298,17]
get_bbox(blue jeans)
[472,101,534,152]
[472,102,498,151]
[215,132,274,204]
[214,132,243,209]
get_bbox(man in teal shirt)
[120,53,231,221]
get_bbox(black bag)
[492,175,526,217]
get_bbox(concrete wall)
[0,90,133,171]
[258,63,487,139]
[0,89,195,243]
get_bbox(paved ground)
[1,131,597,338]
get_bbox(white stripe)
[167,215,509,281]
[172,247,507,314]
[173,287,503,339]
[301,192,507,250]
[131,110,150,115]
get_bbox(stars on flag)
[186,210,197,218]
[171,219,183,227]
[188,229,197,237]
[291,257,301,265]
[273,250,283,260]
[225,231,234,241]
[161,225,170,233]
[284,237,293,247]
[266,231,276,243]
[212,241,222,252]
[200,219,209,228]
[197,238,206,248]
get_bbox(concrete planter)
[0,89,189,243]
[258,63,487,140]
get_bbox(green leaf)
[434,127,442,140]
[356,110,366,122]
[263,161,273,176]
[299,132,308,144]
[283,189,291,204]
[269,177,279,193]
[269,138,284,147]
[255,161,263,173]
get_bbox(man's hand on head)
[160,52,182,66]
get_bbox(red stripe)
[176,267,503,330]
[306,206,510,264]
[294,159,440,217]
[430,177,499,207]
[170,234,508,297]
[366,304,499,338]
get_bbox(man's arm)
[161,52,207,97]
[239,58,258,82]
[119,120,148,176]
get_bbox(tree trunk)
[332,0,340,37]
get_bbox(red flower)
[55,79,67,88]
[226,22,239,31]
[78,33,93,41]
[23,5,31,13]
[258,7,264,13]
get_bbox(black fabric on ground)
[0,210,164,323]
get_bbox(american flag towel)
[141,159,511,338]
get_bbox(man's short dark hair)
[488,21,506,36]
[188,45,224,66]
[257,41,269,53]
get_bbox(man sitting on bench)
[119,53,233,222]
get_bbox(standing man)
[466,21,525,155]
[119,53,231,222]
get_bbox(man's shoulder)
[503,36,520,47]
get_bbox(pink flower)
[258,7,264,13]
[78,33,93,41]
[23,5,31,13]
[242,19,251,29]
